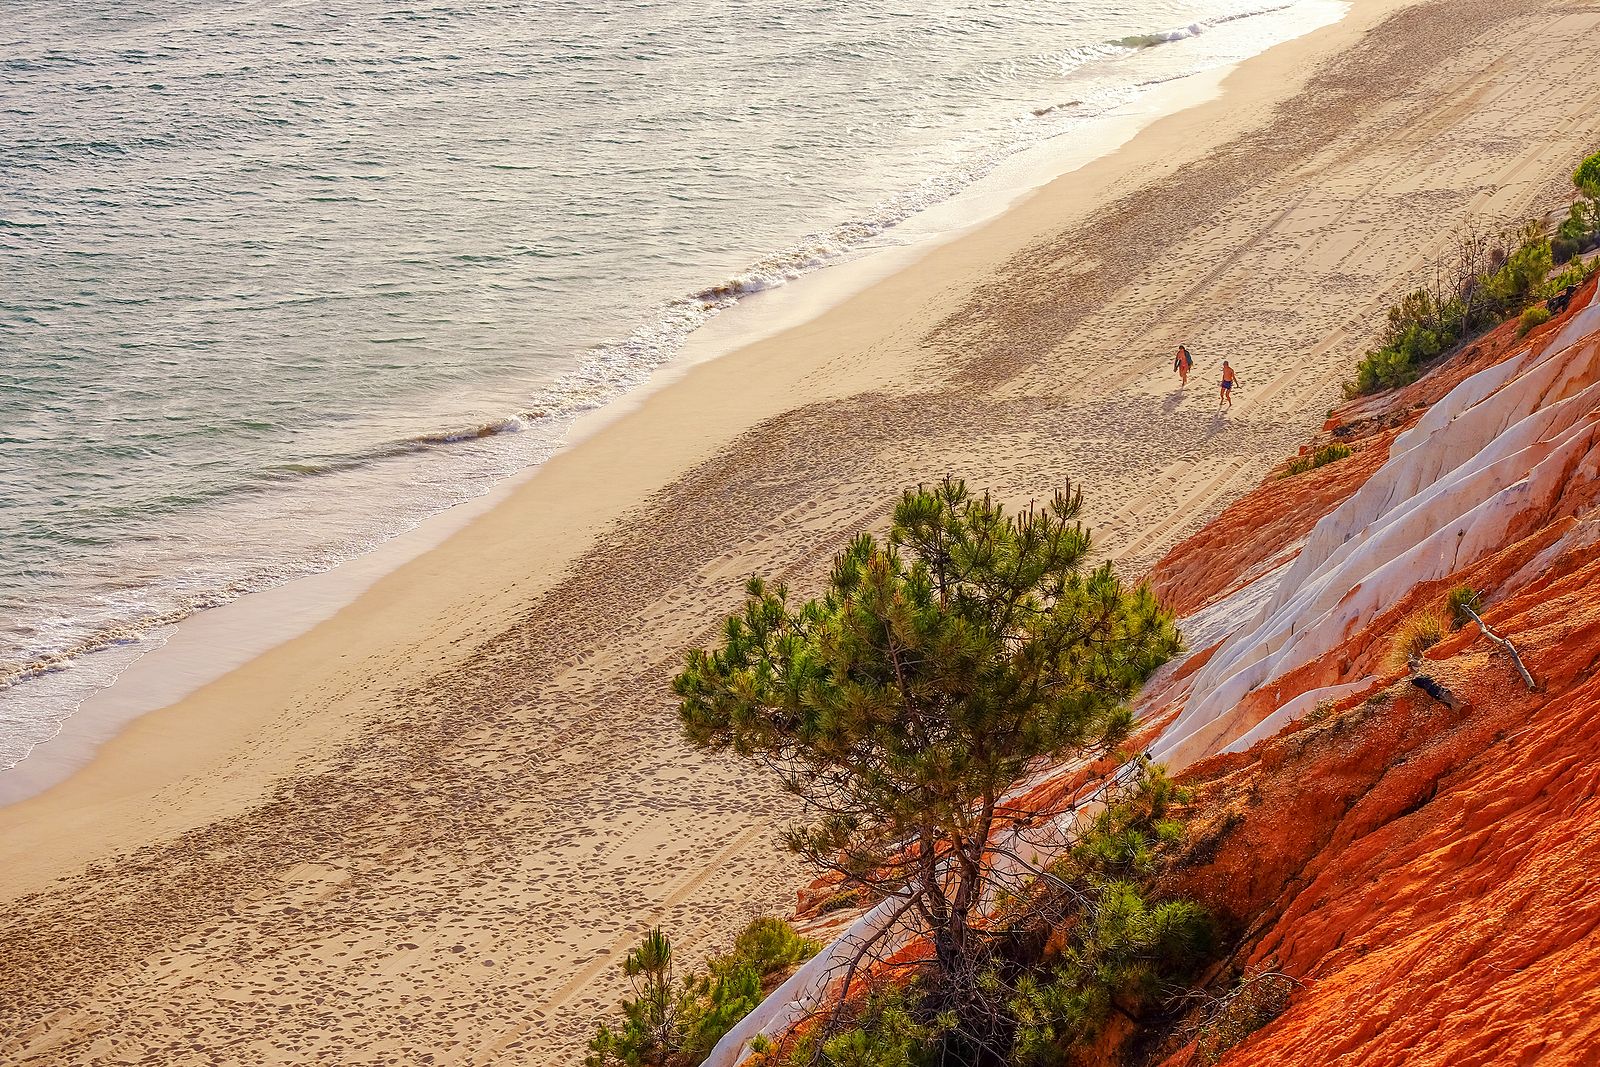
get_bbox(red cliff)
[1143,274,1600,1066]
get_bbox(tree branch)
[1463,606,1536,691]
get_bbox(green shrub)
[1488,235,1554,308]
[1067,764,1190,878]
[679,962,765,1062]
[765,767,1213,1067]
[1350,319,1446,394]
[1446,586,1480,629]
[1575,149,1600,198]
[1559,151,1600,253]
[1518,305,1552,337]
[815,889,865,915]
[998,767,1213,1064]
[1547,257,1600,297]
[1011,884,1214,1066]
[1194,971,1298,1065]
[778,986,933,1067]
[1280,441,1356,476]
[1281,443,1353,477]
[588,919,819,1067]
[588,928,683,1067]
[733,917,819,978]
[1348,216,1570,396]
[1557,199,1599,246]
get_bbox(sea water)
[0,0,1344,772]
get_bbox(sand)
[5,0,1600,1062]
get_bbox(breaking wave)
[1115,3,1296,50]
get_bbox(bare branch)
[1463,606,1537,690]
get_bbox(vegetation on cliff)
[764,765,1214,1067]
[588,918,820,1067]
[677,478,1212,1064]
[1278,444,1351,478]
[1349,148,1600,394]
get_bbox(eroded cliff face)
[716,279,1600,1067]
[1142,275,1600,1066]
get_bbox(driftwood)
[1463,606,1538,691]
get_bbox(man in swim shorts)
[1174,344,1193,386]
[1219,360,1239,407]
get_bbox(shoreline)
[7,0,1600,1062]
[0,11,1345,808]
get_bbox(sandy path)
[4,1,1600,1063]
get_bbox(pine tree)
[675,477,1181,1007]
[587,928,682,1067]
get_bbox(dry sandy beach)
[5,0,1600,1062]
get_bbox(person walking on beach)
[1219,360,1240,408]
[1174,344,1193,386]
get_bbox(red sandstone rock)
[1144,275,1600,1067]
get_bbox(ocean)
[0,0,1345,773]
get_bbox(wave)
[0,594,237,697]
[399,414,541,448]
[1114,3,1296,50]
[1116,23,1207,49]
[257,411,555,480]
[1032,100,1083,118]
[0,407,548,718]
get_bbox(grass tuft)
[1446,586,1480,630]
[1281,444,1353,478]
[1385,607,1448,674]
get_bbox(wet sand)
[5,0,1600,1062]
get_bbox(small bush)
[1575,149,1600,198]
[755,766,1216,1067]
[1349,322,1441,393]
[1065,764,1191,878]
[773,985,932,1067]
[1518,305,1552,337]
[1557,199,1600,247]
[1348,216,1573,395]
[1385,607,1448,673]
[810,885,869,916]
[1559,152,1600,255]
[1446,586,1480,629]
[588,919,819,1067]
[1281,443,1353,478]
[1012,887,1214,1066]
[1194,971,1298,1065]
[1547,256,1600,298]
[1487,233,1553,308]
[733,917,819,978]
